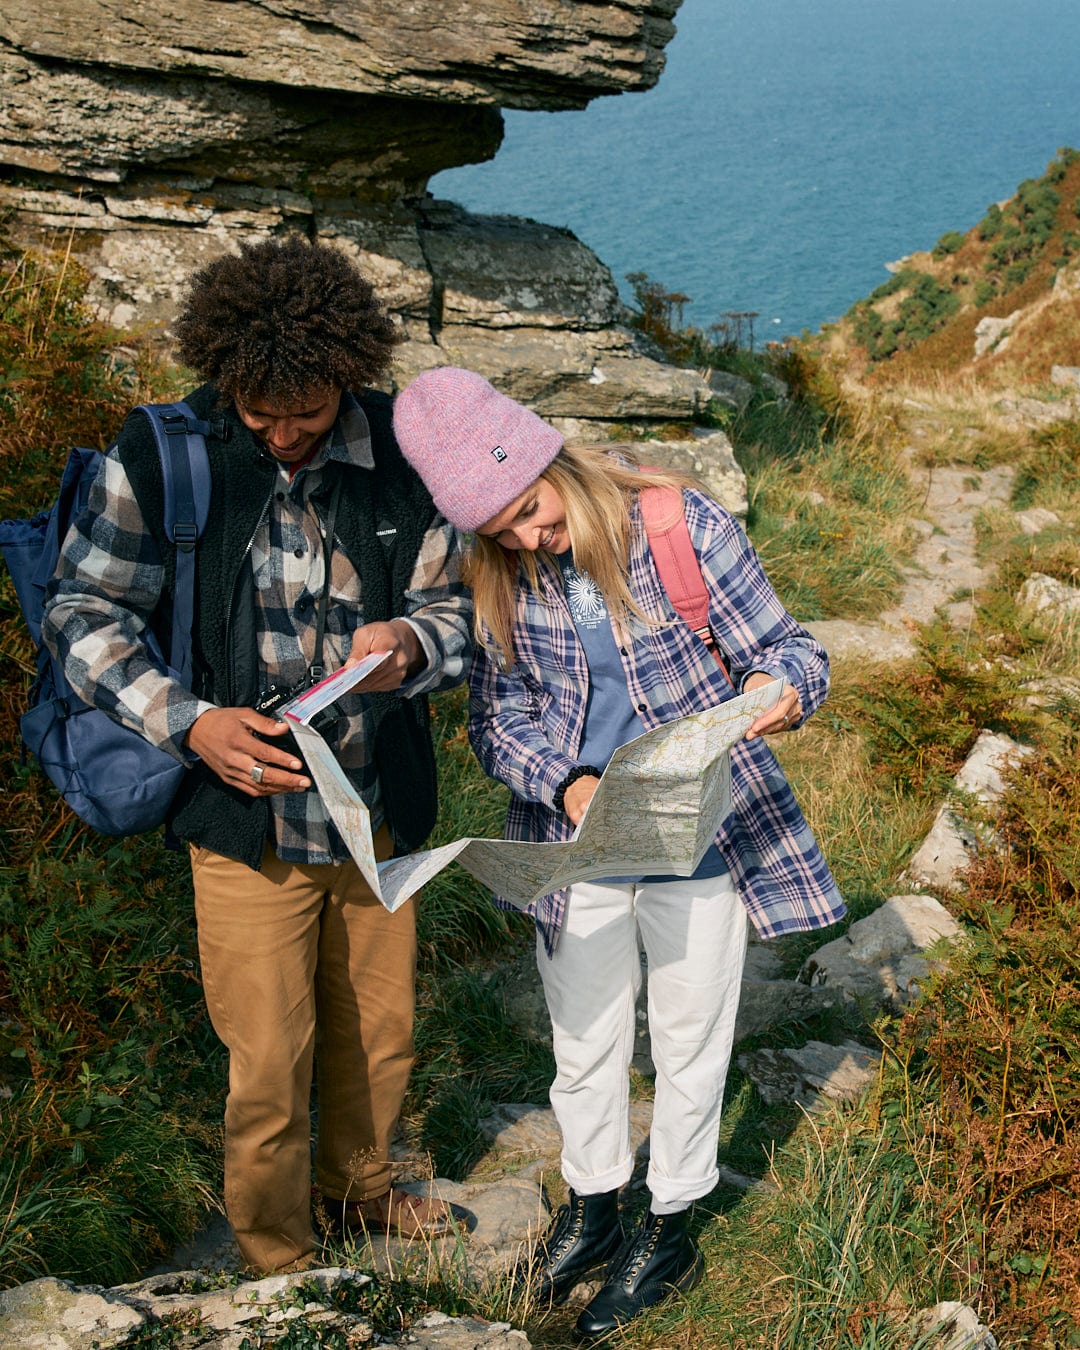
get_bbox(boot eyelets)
[574,1209,705,1340]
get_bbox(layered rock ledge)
[1,1,730,449]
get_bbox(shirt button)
[637,703,647,713]
[293,547,304,558]
[275,491,285,503]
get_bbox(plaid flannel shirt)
[44,393,472,864]
[469,486,845,953]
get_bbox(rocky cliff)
[0,0,732,464]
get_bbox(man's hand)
[184,706,312,797]
[345,619,423,690]
[744,673,803,740]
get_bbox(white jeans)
[537,873,748,1212]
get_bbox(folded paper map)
[279,650,391,723]
[288,678,783,914]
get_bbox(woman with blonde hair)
[394,367,844,1338]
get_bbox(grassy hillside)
[822,147,1080,388]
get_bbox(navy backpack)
[0,403,211,836]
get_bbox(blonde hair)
[464,443,701,668]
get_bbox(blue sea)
[431,0,1080,339]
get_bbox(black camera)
[253,679,340,741]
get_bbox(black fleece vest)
[118,383,439,869]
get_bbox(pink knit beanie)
[393,367,563,531]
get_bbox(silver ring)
[249,762,265,785]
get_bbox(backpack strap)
[136,403,213,687]
[639,482,734,689]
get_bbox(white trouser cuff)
[646,1166,719,1211]
[562,1155,635,1196]
[649,1195,693,1216]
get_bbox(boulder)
[904,731,1032,892]
[0,52,502,193]
[0,2,701,432]
[0,1278,145,1350]
[1051,364,1080,391]
[973,311,1021,358]
[908,1301,998,1350]
[416,201,623,331]
[115,1267,372,1333]
[1017,572,1080,616]
[737,1039,880,1111]
[0,187,715,429]
[585,429,746,518]
[733,976,823,1039]
[1013,507,1061,535]
[798,893,963,1007]
[0,1265,536,1348]
[707,369,755,412]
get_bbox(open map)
[288,678,783,913]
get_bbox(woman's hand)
[744,673,803,740]
[562,774,601,826]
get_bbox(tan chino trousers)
[190,829,416,1273]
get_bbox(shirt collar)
[276,390,375,483]
[325,390,374,470]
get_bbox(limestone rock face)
[799,893,963,1008]
[1,1,679,196]
[904,730,1032,892]
[1,2,708,432]
[1,184,716,431]
[0,50,503,195]
[2,1,679,111]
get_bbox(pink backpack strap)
[640,482,734,688]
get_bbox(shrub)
[932,230,965,259]
[0,247,176,517]
[1014,178,1060,219]
[978,202,1004,240]
[989,222,1032,267]
[1005,258,1034,287]
[831,621,1037,796]
[1011,418,1080,511]
[851,272,959,363]
[974,278,997,305]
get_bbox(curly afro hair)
[173,234,401,406]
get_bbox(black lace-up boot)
[529,1188,623,1306]
[573,1206,704,1339]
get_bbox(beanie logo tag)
[490,445,508,463]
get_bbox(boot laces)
[614,1215,664,1285]
[547,1197,585,1260]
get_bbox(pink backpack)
[640,484,735,690]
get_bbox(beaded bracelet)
[552,764,603,816]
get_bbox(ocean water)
[431,0,1080,339]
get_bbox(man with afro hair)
[43,235,472,1272]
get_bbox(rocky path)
[809,433,1016,662]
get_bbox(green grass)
[407,963,554,1178]
[417,687,517,969]
[733,391,918,623]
